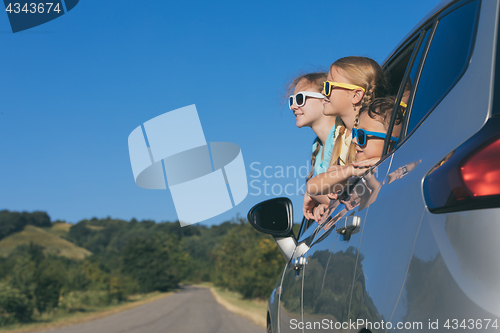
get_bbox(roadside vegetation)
[0,210,289,329]
[209,284,267,328]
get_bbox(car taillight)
[460,138,500,197]
[423,116,500,214]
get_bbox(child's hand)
[352,158,380,177]
[313,203,328,222]
[327,192,339,200]
[303,194,317,220]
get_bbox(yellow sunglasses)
[397,100,408,115]
[323,81,366,97]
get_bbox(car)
[247,0,500,332]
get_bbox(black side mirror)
[247,197,294,237]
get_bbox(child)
[306,97,404,197]
[287,72,337,181]
[303,57,388,220]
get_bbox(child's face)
[353,112,387,161]
[323,66,355,117]
[292,79,325,128]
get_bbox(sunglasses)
[323,81,366,97]
[289,91,324,109]
[352,128,399,148]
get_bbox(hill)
[0,225,92,259]
[43,222,72,238]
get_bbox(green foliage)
[34,258,67,313]
[0,210,51,240]
[0,209,293,328]
[8,254,37,300]
[58,290,110,312]
[121,234,184,293]
[212,219,283,299]
[0,282,33,325]
[182,221,235,282]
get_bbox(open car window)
[385,0,480,150]
[383,26,431,154]
[405,0,479,137]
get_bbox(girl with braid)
[303,56,388,220]
[288,72,343,220]
[288,72,339,181]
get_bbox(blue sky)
[0,0,441,226]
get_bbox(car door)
[291,18,428,333]
[295,158,392,333]
[350,0,487,329]
[278,259,303,333]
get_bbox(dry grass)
[0,226,91,260]
[205,285,267,328]
[0,292,173,333]
[85,225,104,231]
[42,223,72,238]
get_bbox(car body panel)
[264,0,500,331]
[279,261,303,333]
[354,0,500,327]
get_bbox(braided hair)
[285,72,329,181]
[328,56,388,167]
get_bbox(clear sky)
[0,0,442,226]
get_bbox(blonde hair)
[285,72,327,98]
[328,56,388,166]
[285,72,329,181]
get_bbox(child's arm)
[306,158,380,195]
[306,165,352,195]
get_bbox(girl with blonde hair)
[304,56,388,220]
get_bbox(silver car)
[248,0,500,332]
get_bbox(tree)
[0,210,52,241]
[0,282,33,325]
[212,220,283,299]
[34,259,66,313]
[121,234,184,292]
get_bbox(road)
[47,286,264,333]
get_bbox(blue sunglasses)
[352,128,398,148]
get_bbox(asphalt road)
[46,286,264,333]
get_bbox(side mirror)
[247,197,294,237]
[248,197,298,263]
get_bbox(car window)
[406,0,479,135]
[385,36,419,96]
[382,27,430,151]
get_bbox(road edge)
[0,291,174,333]
[208,287,266,328]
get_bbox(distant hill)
[0,209,52,240]
[0,225,92,259]
[43,222,72,238]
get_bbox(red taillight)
[423,117,500,214]
[460,138,500,197]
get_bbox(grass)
[0,291,173,333]
[197,283,267,328]
[85,225,104,231]
[0,226,91,260]
[42,223,72,238]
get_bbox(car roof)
[383,0,457,66]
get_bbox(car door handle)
[291,257,307,277]
[336,215,361,241]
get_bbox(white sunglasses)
[289,91,324,110]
